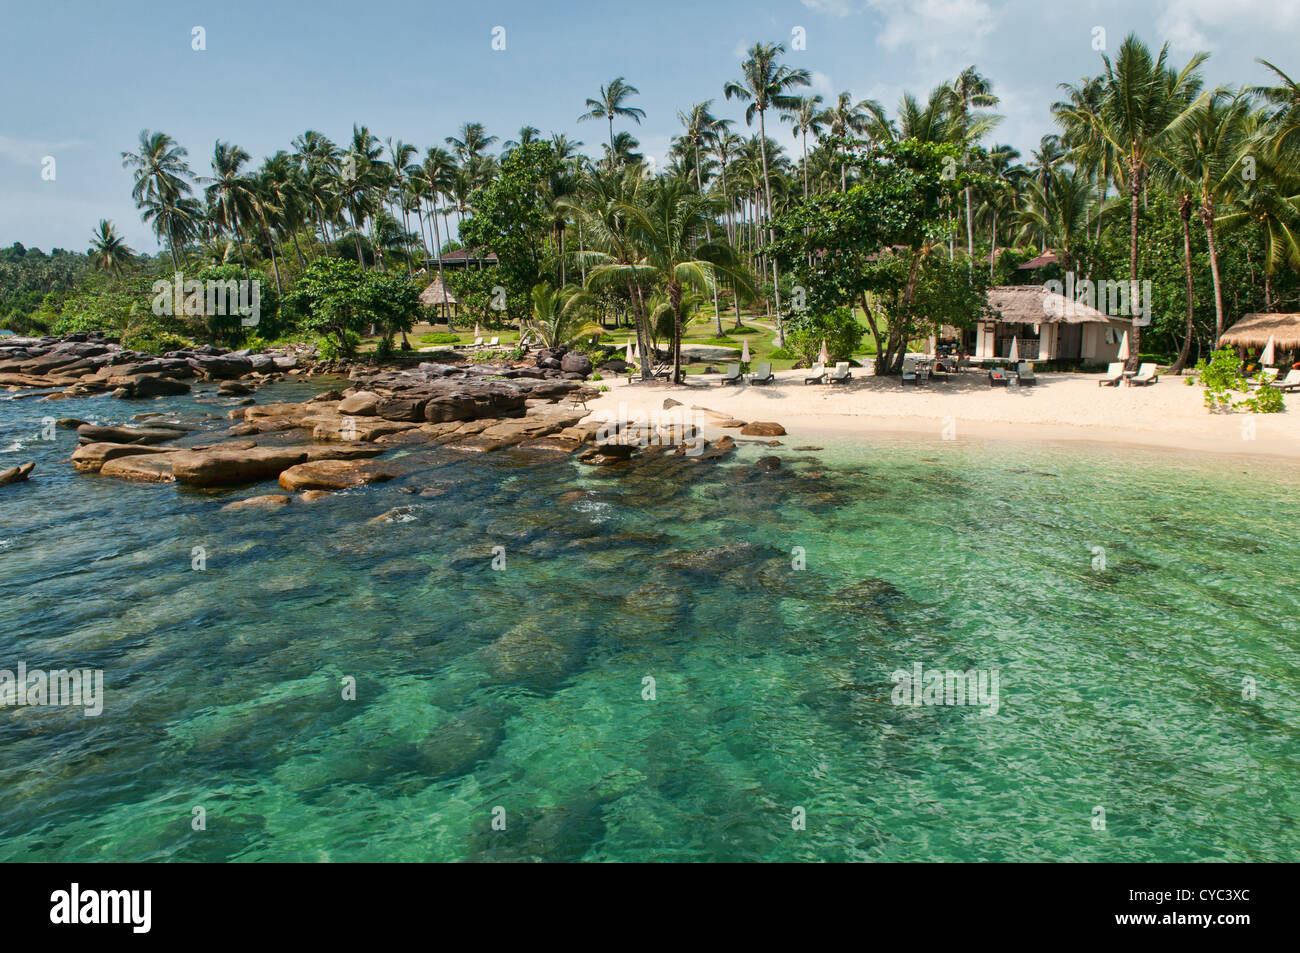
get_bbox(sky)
[2,0,1299,254]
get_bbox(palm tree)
[88,220,134,274]
[121,130,195,270]
[199,141,257,272]
[1219,152,1300,312]
[724,43,810,245]
[781,95,827,198]
[1089,33,1207,366]
[591,180,753,382]
[579,77,646,167]
[823,92,881,190]
[445,122,499,240]
[1159,89,1252,358]
[1016,167,1090,267]
[950,67,1001,256]
[528,282,595,348]
[1252,59,1300,163]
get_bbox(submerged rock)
[739,421,786,436]
[0,462,35,487]
[278,458,397,492]
[171,446,310,487]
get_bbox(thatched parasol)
[419,275,459,308]
[1219,313,1300,350]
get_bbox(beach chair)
[486,336,500,349]
[1097,362,1123,387]
[719,363,742,386]
[1269,369,1300,392]
[750,362,775,385]
[828,361,852,385]
[804,362,826,385]
[470,336,484,349]
[1126,362,1159,386]
[1017,362,1037,386]
[901,357,919,386]
[988,367,1011,387]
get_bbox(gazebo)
[1219,313,1300,363]
[419,275,459,320]
[968,285,1131,363]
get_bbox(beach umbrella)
[1262,334,1276,366]
[1008,336,1019,362]
[741,338,751,363]
[624,339,634,363]
[818,339,829,365]
[1117,331,1130,362]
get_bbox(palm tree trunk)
[1127,165,1142,370]
[990,209,998,278]
[1171,196,1196,374]
[965,185,975,257]
[1201,203,1225,341]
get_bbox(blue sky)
[3,0,1298,253]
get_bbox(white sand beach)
[585,368,1300,462]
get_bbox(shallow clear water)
[1,378,1297,862]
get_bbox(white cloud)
[0,135,83,166]
[801,0,859,15]
[809,70,835,96]
[860,0,997,67]
[1156,0,1300,51]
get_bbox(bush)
[419,332,462,345]
[1192,347,1284,413]
[317,331,360,361]
[783,307,864,365]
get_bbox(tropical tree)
[527,281,594,348]
[121,130,195,270]
[579,77,646,167]
[781,95,827,198]
[88,220,134,274]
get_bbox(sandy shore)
[584,367,1300,463]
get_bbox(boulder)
[739,421,787,436]
[170,446,310,487]
[76,424,185,445]
[560,352,592,376]
[0,462,35,487]
[113,374,192,398]
[337,391,381,416]
[71,442,174,473]
[98,455,176,482]
[278,458,398,492]
[221,494,292,511]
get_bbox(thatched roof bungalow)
[1218,313,1300,351]
[964,285,1132,363]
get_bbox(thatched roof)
[419,275,458,307]
[1018,249,1060,270]
[1219,313,1300,349]
[986,285,1118,325]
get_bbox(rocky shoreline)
[1,333,739,499]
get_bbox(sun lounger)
[719,363,742,386]
[750,362,775,385]
[804,362,826,385]
[901,357,919,386]
[486,336,500,349]
[988,367,1011,387]
[1098,362,1123,387]
[1017,362,1037,385]
[1126,362,1159,386]
[470,336,484,349]
[828,361,852,385]
[1266,369,1300,392]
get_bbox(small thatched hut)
[419,275,459,318]
[1218,313,1300,353]
[967,285,1131,363]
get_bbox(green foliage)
[783,307,864,364]
[1191,347,1284,413]
[419,332,462,345]
[458,141,560,309]
[317,331,360,361]
[286,259,418,356]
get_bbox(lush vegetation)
[3,34,1299,376]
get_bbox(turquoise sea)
[1,377,1297,862]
